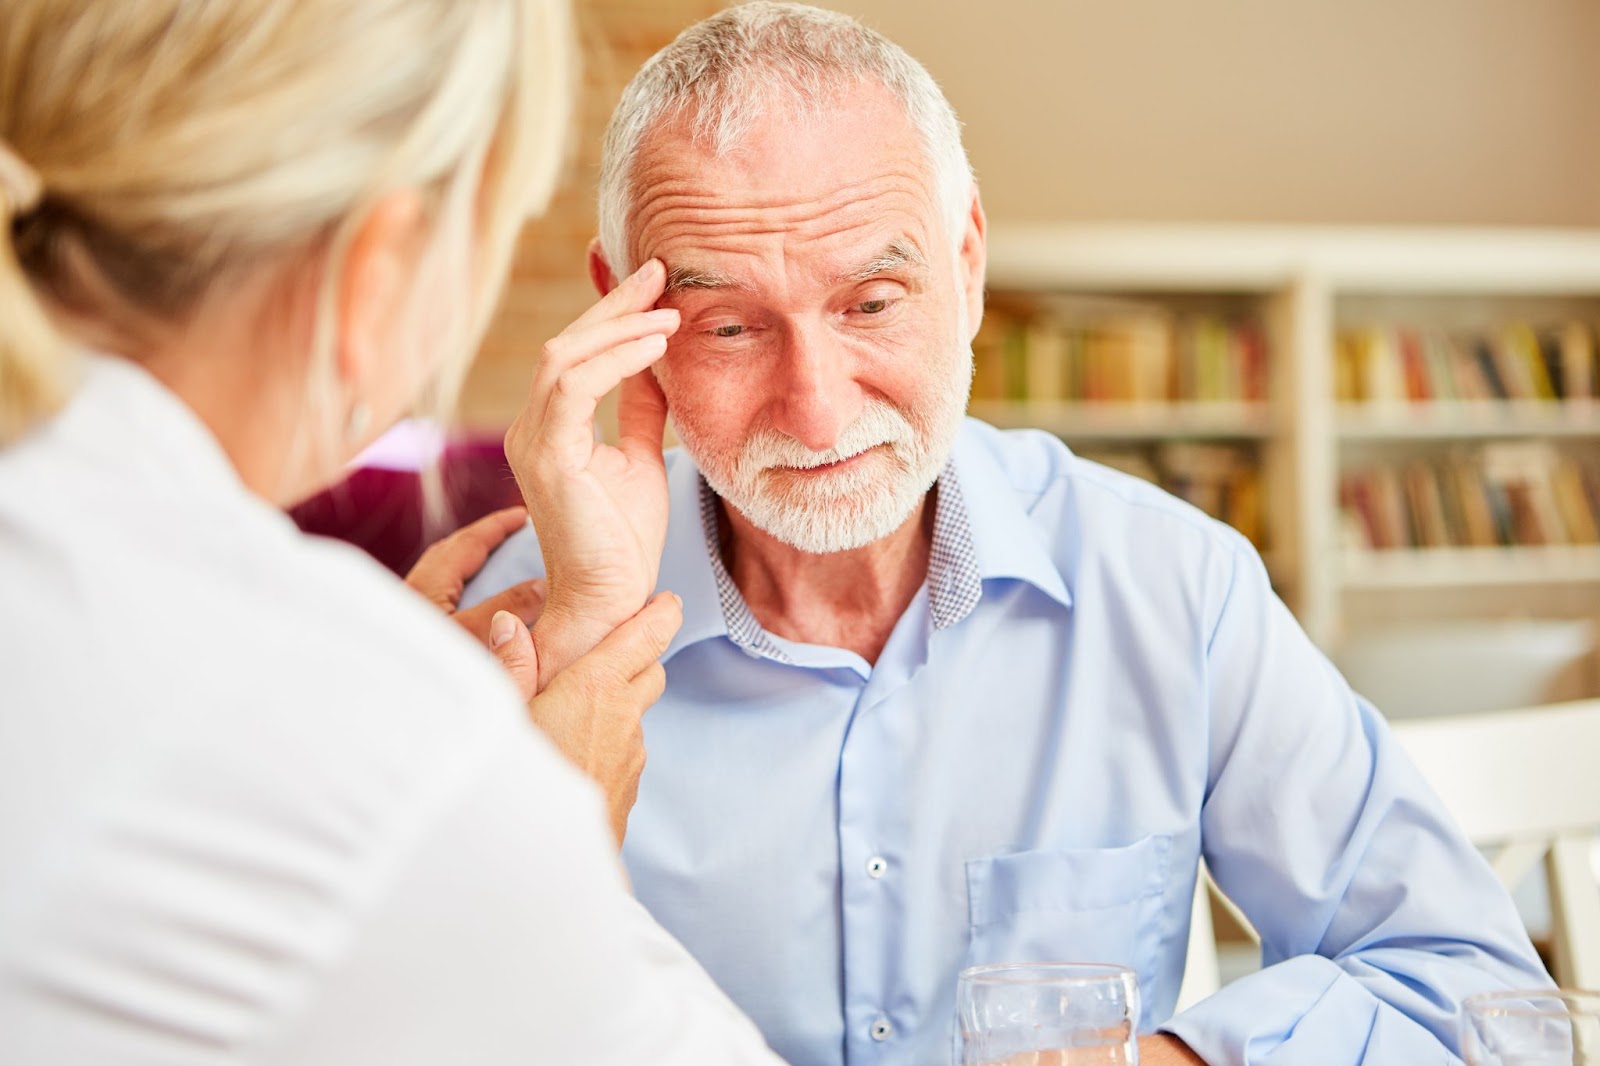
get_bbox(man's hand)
[404,505,547,699]
[1138,1034,1206,1064]
[503,258,678,693]
[522,591,684,847]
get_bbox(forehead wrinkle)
[630,170,934,256]
[643,178,923,218]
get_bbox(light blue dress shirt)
[465,419,1549,1066]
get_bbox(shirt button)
[870,1018,893,1041]
[866,855,888,879]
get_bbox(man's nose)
[770,322,862,453]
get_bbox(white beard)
[676,341,973,555]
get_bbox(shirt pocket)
[962,833,1173,1001]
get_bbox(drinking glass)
[956,962,1139,1066]
[1462,988,1600,1065]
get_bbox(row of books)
[973,303,1269,406]
[1079,443,1265,548]
[1339,443,1600,551]
[1336,322,1599,405]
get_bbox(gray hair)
[596,1,974,277]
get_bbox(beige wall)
[830,0,1600,227]
[461,0,1600,427]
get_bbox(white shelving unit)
[983,223,1600,650]
[1340,545,1600,591]
[1337,403,1600,441]
[967,400,1274,441]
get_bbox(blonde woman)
[0,2,778,1063]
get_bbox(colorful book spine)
[970,306,1269,405]
[1334,322,1600,406]
[1340,445,1600,551]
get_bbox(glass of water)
[956,961,1139,1066]
[1462,988,1600,1065]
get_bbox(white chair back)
[1390,698,1600,989]
[1177,864,1221,1012]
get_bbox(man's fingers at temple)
[543,332,671,424]
[525,309,676,419]
[534,335,672,467]
[538,308,679,381]
[567,257,667,332]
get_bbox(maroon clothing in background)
[289,435,522,577]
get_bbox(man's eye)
[710,324,745,338]
[857,299,889,314]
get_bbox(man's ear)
[336,189,426,394]
[587,237,620,297]
[957,186,988,343]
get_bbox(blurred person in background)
[467,4,1554,1064]
[0,1,782,1063]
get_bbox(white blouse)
[0,355,779,1065]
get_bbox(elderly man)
[467,4,1549,1064]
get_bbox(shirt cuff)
[1159,955,1458,1065]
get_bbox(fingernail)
[633,258,662,281]
[647,307,679,321]
[490,610,518,648]
[672,593,683,610]
[644,333,668,352]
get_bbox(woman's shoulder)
[250,522,531,740]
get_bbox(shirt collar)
[924,462,982,629]
[945,422,1073,610]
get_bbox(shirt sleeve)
[1159,543,1552,1064]
[253,732,782,1066]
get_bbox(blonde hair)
[0,0,573,448]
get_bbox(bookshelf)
[982,224,1600,653]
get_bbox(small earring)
[346,402,371,443]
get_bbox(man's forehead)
[625,82,938,263]
[634,175,939,290]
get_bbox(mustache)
[739,403,916,471]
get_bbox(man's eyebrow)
[662,264,749,295]
[836,239,929,285]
